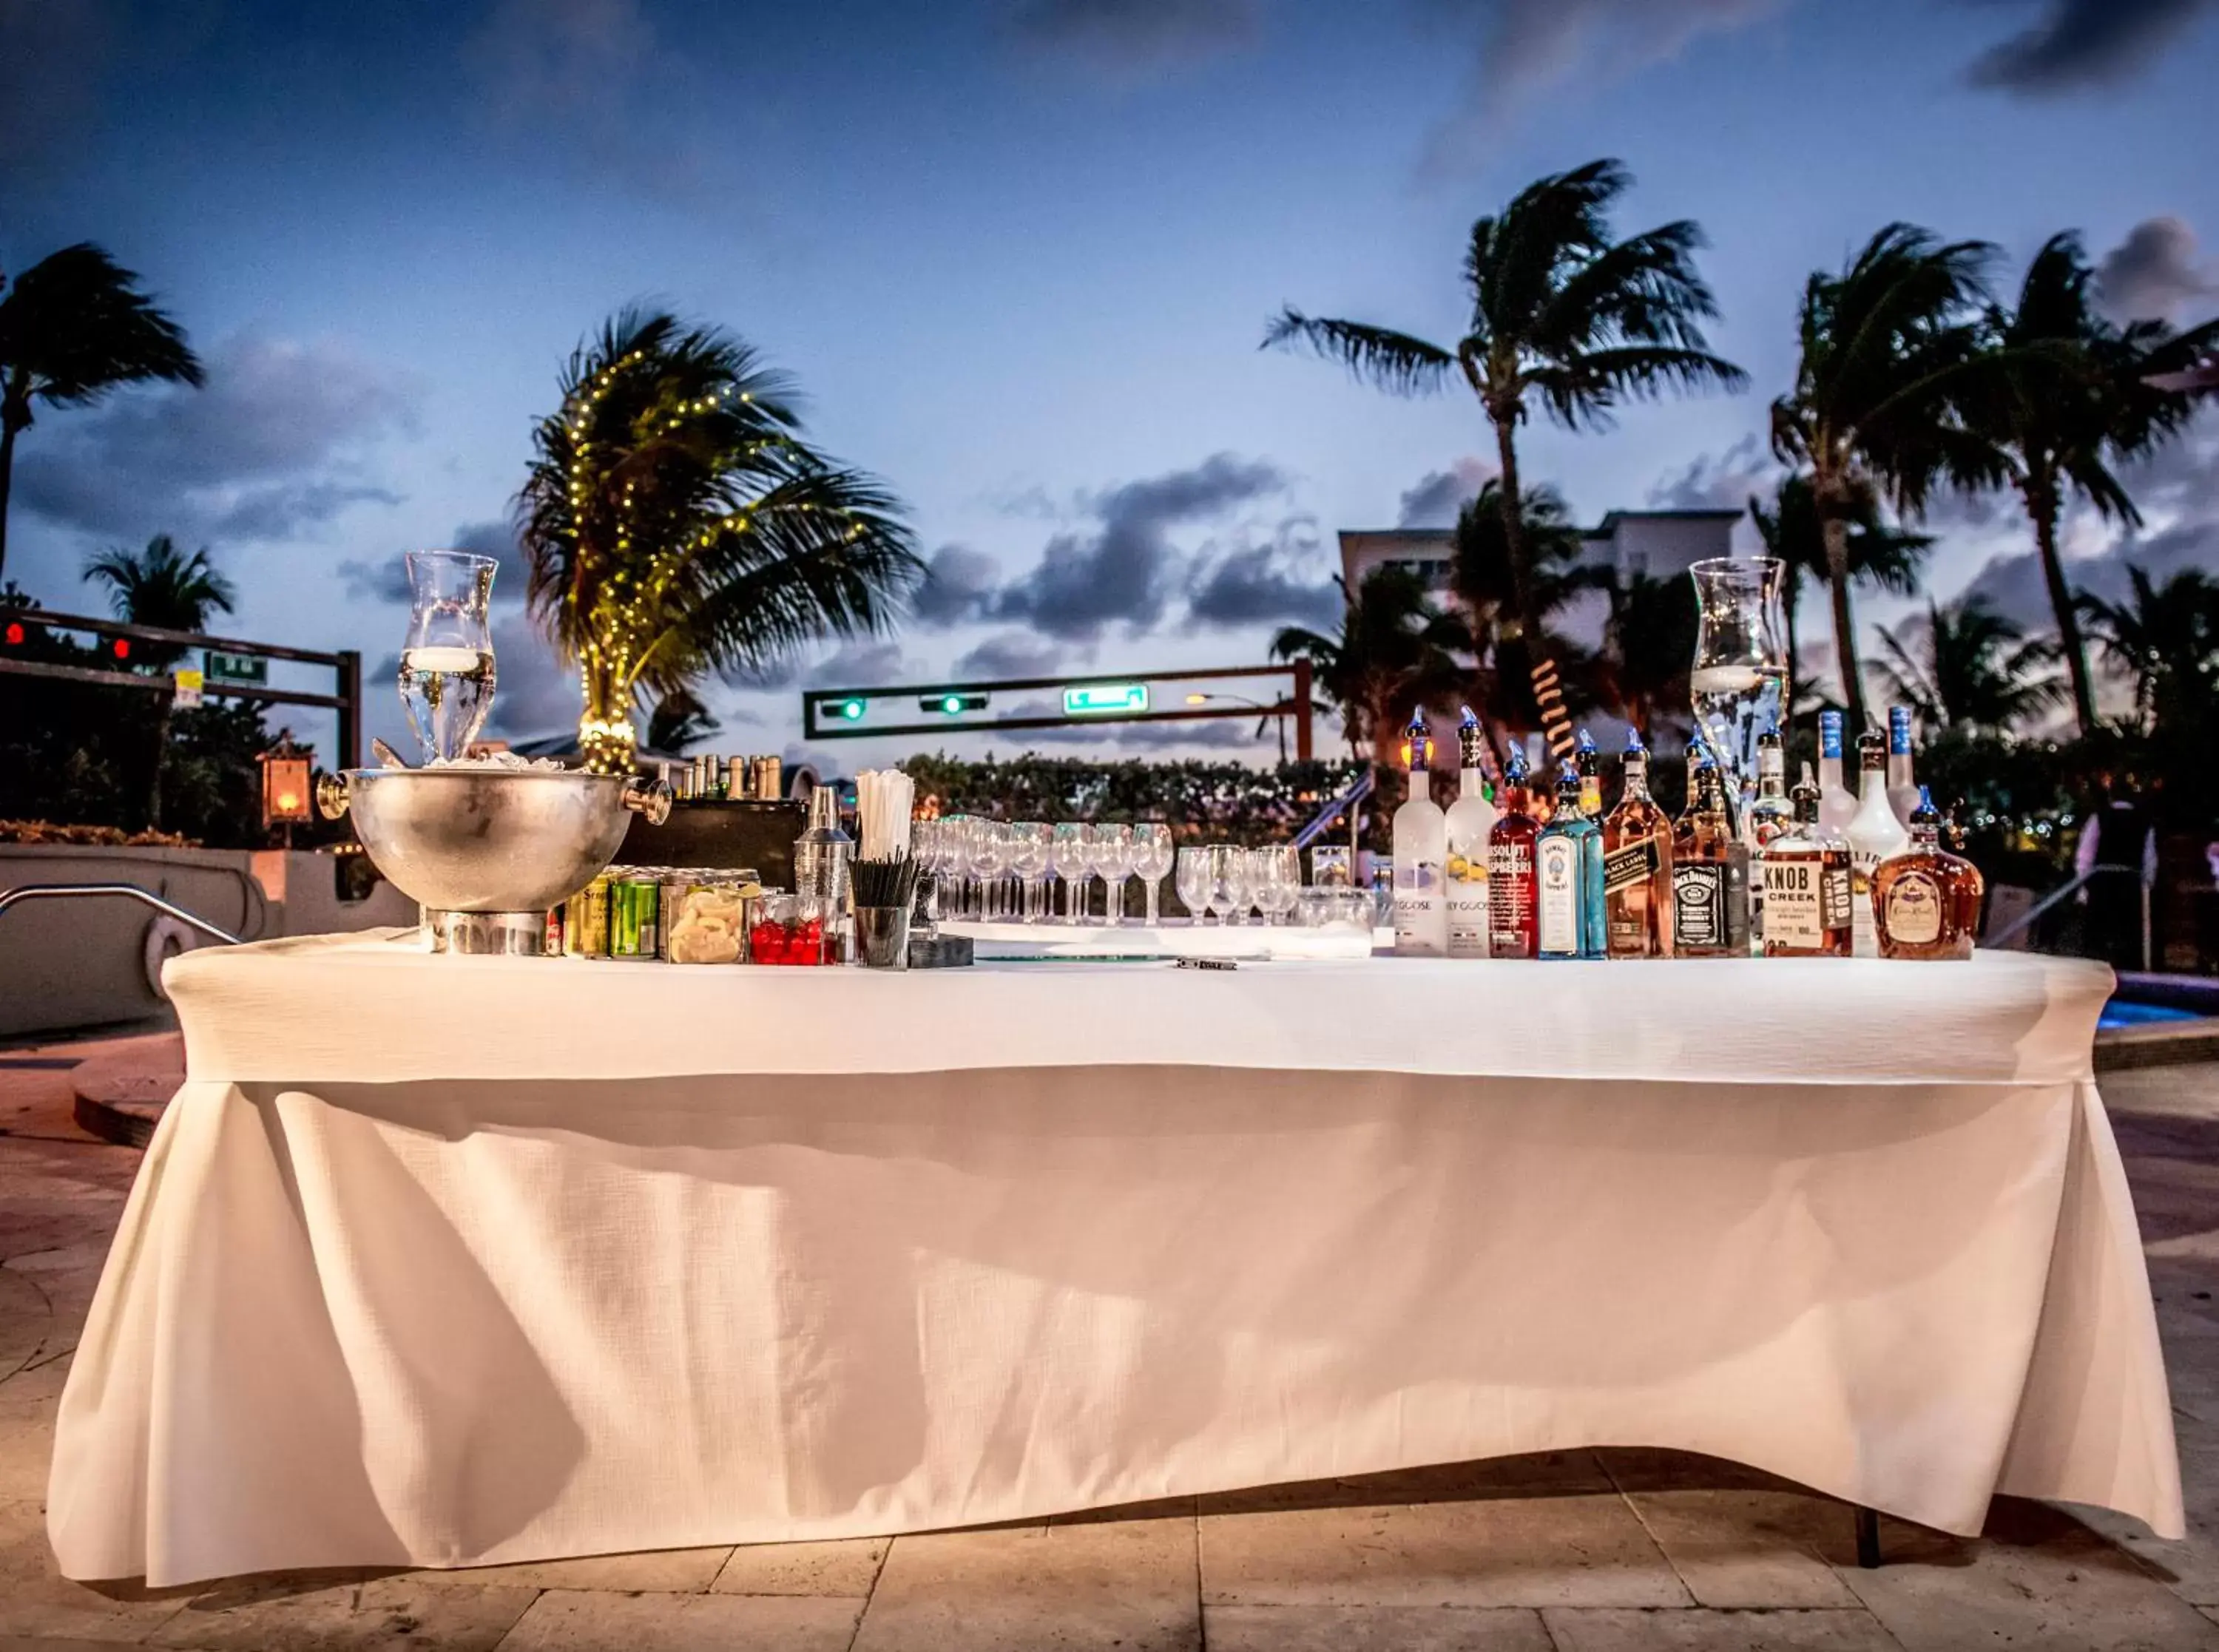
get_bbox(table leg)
[1854,1505,1882,1568]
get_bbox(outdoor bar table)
[47,930,2184,1585]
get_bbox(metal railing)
[0,883,242,946]
[1294,769,1375,850]
[1985,863,2151,970]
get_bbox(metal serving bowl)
[317,767,671,955]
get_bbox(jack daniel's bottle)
[1672,746,1749,958]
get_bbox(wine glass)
[1132,824,1175,927]
[1091,823,1134,926]
[399,550,498,762]
[1007,822,1050,921]
[1174,846,1213,924]
[939,814,976,920]
[972,820,1011,921]
[1209,843,1251,926]
[1250,845,1300,925]
[1050,822,1090,923]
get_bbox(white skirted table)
[48,931,2183,1586]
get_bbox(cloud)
[1185,516,1340,630]
[1397,457,1494,527]
[953,632,1068,679]
[15,332,416,544]
[1964,0,2214,94]
[1419,0,1785,169]
[2095,216,2217,323]
[1646,433,1777,511]
[908,543,1002,627]
[994,452,1288,640]
[1007,0,1263,70]
[340,520,530,608]
[997,697,1266,750]
[482,613,580,739]
[804,640,911,688]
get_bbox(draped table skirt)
[47,932,2183,1585]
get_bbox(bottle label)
[1673,862,1729,951]
[1487,840,1535,955]
[1536,836,1578,954]
[1821,863,1853,930]
[1762,859,1823,947]
[1884,870,1944,946]
[1851,853,1879,956]
[1445,847,1489,956]
[1393,861,1445,954]
[1602,837,1659,896]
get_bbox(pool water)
[2100,999,2201,1031]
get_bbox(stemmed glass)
[1174,846,1213,924]
[1050,822,1090,923]
[1132,825,1175,927]
[1007,822,1050,921]
[399,550,498,762]
[1211,844,1252,926]
[1249,846,1301,925]
[973,820,1011,920]
[1091,823,1134,926]
[938,814,973,920]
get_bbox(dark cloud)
[340,521,529,608]
[1965,0,2213,93]
[908,544,1002,627]
[2095,216,2216,322]
[953,632,1068,679]
[1007,0,1263,70]
[994,453,1288,640]
[1419,0,1784,170]
[1397,457,1493,527]
[482,613,579,739]
[15,332,416,544]
[805,640,910,689]
[1185,517,1340,630]
[1646,433,1777,511]
[996,697,1265,750]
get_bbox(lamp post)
[1186,692,1288,764]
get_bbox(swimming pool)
[2100,999,2203,1031]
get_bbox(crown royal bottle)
[1873,786,1984,961]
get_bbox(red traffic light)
[111,637,130,660]
[3,622,21,646]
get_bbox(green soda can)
[608,870,662,959]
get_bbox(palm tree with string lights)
[1968,232,2218,735]
[1263,158,1744,759]
[517,308,921,771]
[82,533,235,826]
[1749,473,1931,714]
[1872,595,2060,734]
[0,246,203,584]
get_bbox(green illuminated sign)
[203,649,268,685]
[1063,683,1148,716]
[831,697,865,721]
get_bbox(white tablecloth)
[48,931,2182,1585]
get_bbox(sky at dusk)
[6,0,2219,772]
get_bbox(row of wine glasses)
[1171,844,1302,925]
[911,819,1178,924]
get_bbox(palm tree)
[2081,566,2219,735]
[1748,473,1931,711]
[646,685,720,754]
[518,308,921,771]
[1449,479,1601,735]
[1872,596,2059,733]
[82,534,234,826]
[0,246,203,583]
[1265,158,1744,758]
[1973,233,2219,735]
[1772,225,2013,734]
[1269,564,1470,773]
[1597,568,1700,736]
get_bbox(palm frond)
[1260,309,1456,396]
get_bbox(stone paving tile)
[0,1496,193,1642]
[1203,1603,1554,1649]
[0,1355,64,1504]
[1542,1606,1904,1650]
[1614,1485,1862,1609]
[152,1572,536,1651]
[1200,1490,1689,1610]
[492,1589,862,1652]
[0,1269,50,1381]
[409,1546,732,1594]
[709,1534,886,1596]
[0,1637,157,1651]
[854,1515,1199,1652]
[1199,1450,1612,1516]
[1840,1499,2219,1652]
[2076,1412,2219,1607]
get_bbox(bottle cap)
[1456,705,1487,770]
[1575,728,1597,762]
[1505,743,1528,783]
[1820,710,1843,759]
[1556,759,1581,799]
[1911,783,1941,833]
[1624,728,1646,755]
[1857,729,1885,764]
[1889,705,1913,754]
[1404,711,1431,771]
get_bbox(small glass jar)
[747,893,836,966]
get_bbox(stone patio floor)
[4,1034,2218,1651]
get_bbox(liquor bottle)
[1672,748,1749,958]
[1760,763,1854,958]
[1874,786,1985,960]
[1742,731,1794,955]
[1391,712,1449,957]
[1537,761,1605,958]
[1816,711,1856,838]
[1602,729,1674,958]
[1574,728,1604,819]
[1443,707,1498,959]
[1885,706,1919,827]
[1487,746,1541,960]
[1844,730,1910,958]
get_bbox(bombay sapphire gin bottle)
[1536,760,1604,959]
[1391,711,1448,956]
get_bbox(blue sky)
[6,0,2218,768]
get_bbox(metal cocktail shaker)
[792,785,854,963]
